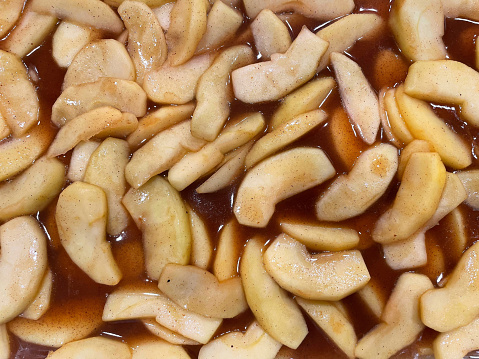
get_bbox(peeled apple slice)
[46,336,131,359]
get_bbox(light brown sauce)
[2,0,479,357]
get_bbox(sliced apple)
[457,169,479,209]
[330,52,380,145]
[191,45,255,141]
[421,241,479,332]
[0,157,65,222]
[234,147,335,228]
[389,0,446,61]
[279,221,360,251]
[396,84,472,169]
[355,273,433,359]
[232,27,328,103]
[31,0,124,34]
[0,0,24,38]
[56,182,122,285]
[356,278,387,319]
[103,284,222,344]
[52,21,101,68]
[166,0,208,66]
[245,109,327,169]
[142,319,200,346]
[198,321,282,359]
[382,87,414,145]
[196,0,243,53]
[126,120,206,188]
[372,152,446,244]
[20,269,52,320]
[67,141,100,182]
[1,9,57,59]
[213,219,241,281]
[169,113,265,191]
[405,60,479,127]
[264,234,370,300]
[119,1,167,84]
[52,78,147,127]
[106,0,173,6]
[8,296,104,348]
[379,88,402,148]
[240,237,308,349]
[434,315,479,359]
[316,13,384,72]
[46,337,131,359]
[397,140,434,180]
[63,39,135,89]
[188,206,213,270]
[131,338,190,359]
[243,0,354,20]
[143,53,215,104]
[297,298,357,359]
[251,9,291,61]
[316,143,398,221]
[272,79,334,132]
[127,103,195,149]
[0,216,48,324]
[0,125,51,181]
[0,325,8,359]
[0,50,39,136]
[47,107,138,158]
[122,176,192,280]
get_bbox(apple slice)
[122,176,192,280]
[251,9,291,61]
[131,338,190,359]
[187,206,213,270]
[46,337,131,359]
[20,269,52,320]
[0,325,8,359]
[0,0,24,38]
[434,316,479,359]
[213,219,242,281]
[240,237,308,349]
[264,234,370,300]
[457,169,479,209]
[198,321,282,359]
[142,319,199,346]
[67,141,100,182]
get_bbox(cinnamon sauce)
[3,0,479,357]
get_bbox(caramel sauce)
[3,0,479,358]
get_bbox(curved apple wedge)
[158,264,247,318]
[264,234,370,300]
[198,321,282,359]
[46,337,131,359]
[122,176,192,280]
[56,182,122,285]
[234,147,335,228]
[0,50,39,136]
[240,237,308,349]
[0,217,48,324]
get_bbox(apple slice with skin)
[234,147,335,228]
[198,321,282,359]
[241,237,308,349]
[122,176,192,280]
[158,264,248,318]
[264,234,370,300]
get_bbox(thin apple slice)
[389,0,446,61]
[279,221,360,251]
[240,237,308,349]
[330,52,380,145]
[213,219,241,281]
[382,87,414,145]
[297,299,357,359]
[47,107,138,158]
[31,0,124,34]
[0,0,24,38]
[119,1,167,84]
[198,321,282,359]
[372,152,446,244]
[264,234,370,300]
[56,182,122,285]
[63,39,135,88]
[434,316,479,359]
[421,241,479,332]
[20,269,52,320]
[46,337,131,359]
[234,147,335,228]
[0,50,39,136]
[0,157,65,222]
[405,59,479,127]
[0,325,8,359]
[67,141,100,182]
[397,140,434,180]
[122,176,192,280]
[251,9,291,61]
[52,78,147,127]
[232,27,328,103]
[142,319,200,346]
[396,84,472,169]
[355,273,433,359]
[0,217,48,324]
[187,206,213,270]
[316,143,398,221]
[166,0,208,66]
[52,21,101,68]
